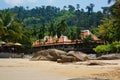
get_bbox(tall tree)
[110,0,120,41]
[101,7,110,14]
[76,4,80,10]
[90,3,95,12]
[63,5,67,10]
[68,5,75,12]
[98,18,115,43]
[0,10,23,42]
[48,22,56,37]
[57,20,68,37]
[38,23,46,39]
[108,0,115,3]
[86,6,91,14]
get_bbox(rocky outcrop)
[31,49,68,61]
[31,49,89,63]
[0,53,24,58]
[67,51,89,61]
[97,54,120,60]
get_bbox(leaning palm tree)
[0,10,23,42]
[0,10,13,37]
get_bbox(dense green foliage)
[0,10,33,48]
[93,41,120,54]
[93,0,120,54]
[98,0,120,43]
[6,5,104,29]
[93,44,115,54]
[1,0,120,49]
[0,4,106,43]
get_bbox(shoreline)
[0,59,120,80]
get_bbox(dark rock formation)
[97,54,120,60]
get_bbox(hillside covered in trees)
[1,0,120,49]
[7,4,109,29]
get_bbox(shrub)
[112,41,120,53]
[93,44,114,54]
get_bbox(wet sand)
[0,59,120,80]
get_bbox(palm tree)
[38,23,46,39]
[86,6,91,14]
[76,4,80,10]
[101,7,110,14]
[108,0,120,4]
[57,20,68,38]
[48,22,55,37]
[108,0,115,4]
[63,6,67,10]
[0,10,23,42]
[90,3,95,12]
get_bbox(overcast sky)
[0,0,113,11]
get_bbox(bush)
[93,44,115,54]
[112,41,120,53]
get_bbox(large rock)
[0,53,24,58]
[31,49,90,62]
[31,49,67,61]
[67,51,89,61]
[97,54,120,60]
[57,55,76,63]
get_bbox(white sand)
[0,59,120,80]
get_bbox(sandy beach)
[0,59,120,80]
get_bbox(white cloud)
[4,0,38,6]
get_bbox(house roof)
[81,30,100,41]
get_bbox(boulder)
[0,52,24,58]
[97,54,120,60]
[67,51,89,61]
[57,55,75,63]
[31,49,67,61]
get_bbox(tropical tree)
[90,3,95,12]
[109,0,120,41]
[48,22,56,37]
[101,7,110,14]
[108,0,115,3]
[98,18,116,43]
[76,4,80,10]
[57,20,68,38]
[86,6,91,14]
[38,23,46,39]
[63,5,67,10]
[68,26,81,40]
[68,5,75,12]
[0,10,23,42]
[86,3,95,14]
